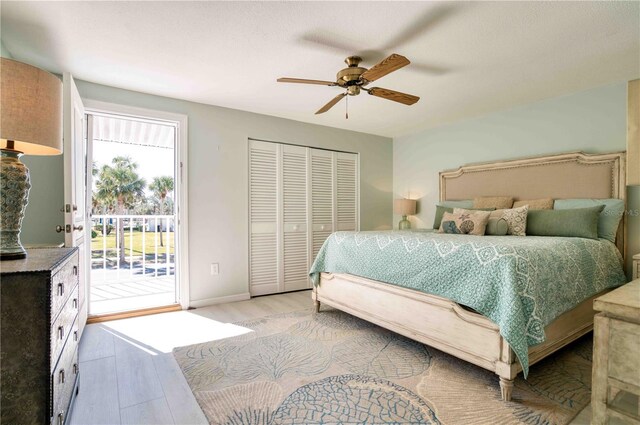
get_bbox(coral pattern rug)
[173,308,592,425]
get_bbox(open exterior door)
[63,73,89,337]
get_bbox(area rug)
[173,308,593,425]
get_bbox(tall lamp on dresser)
[0,58,63,259]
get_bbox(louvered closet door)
[282,145,309,291]
[309,149,334,262]
[336,152,359,231]
[249,140,279,296]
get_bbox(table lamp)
[1,58,63,260]
[394,198,416,230]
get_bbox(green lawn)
[92,230,174,255]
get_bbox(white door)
[249,140,279,296]
[63,73,88,337]
[309,148,334,261]
[282,144,308,291]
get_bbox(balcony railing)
[91,214,175,283]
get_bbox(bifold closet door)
[249,140,279,296]
[249,140,358,296]
[281,145,309,292]
[309,149,334,260]
[336,152,358,231]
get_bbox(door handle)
[64,224,83,233]
[56,225,64,233]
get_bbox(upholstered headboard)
[439,151,627,257]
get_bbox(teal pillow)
[554,199,624,243]
[432,200,473,229]
[485,218,509,236]
[526,205,605,239]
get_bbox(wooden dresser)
[1,248,81,424]
[592,279,640,424]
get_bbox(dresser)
[592,279,640,424]
[1,248,81,424]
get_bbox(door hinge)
[65,204,71,213]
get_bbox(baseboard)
[189,292,251,308]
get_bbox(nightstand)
[633,254,639,280]
[592,280,640,424]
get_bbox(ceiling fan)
[277,53,420,115]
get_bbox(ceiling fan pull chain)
[345,92,349,119]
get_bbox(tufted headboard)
[439,151,627,257]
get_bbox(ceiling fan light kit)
[278,53,420,116]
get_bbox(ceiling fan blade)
[315,93,347,114]
[361,54,410,82]
[277,77,337,86]
[368,87,420,105]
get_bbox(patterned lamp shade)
[394,199,417,216]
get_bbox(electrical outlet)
[210,263,219,275]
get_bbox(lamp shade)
[1,58,62,155]
[394,198,416,216]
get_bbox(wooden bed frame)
[312,151,626,402]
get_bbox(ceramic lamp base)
[398,215,411,230]
[0,149,31,261]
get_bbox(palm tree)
[95,156,146,263]
[149,176,174,247]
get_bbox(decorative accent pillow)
[433,203,493,229]
[439,210,491,236]
[513,198,554,210]
[526,205,605,239]
[553,199,625,243]
[487,205,529,236]
[473,196,514,209]
[453,208,509,236]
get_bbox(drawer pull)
[57,412,64,425]
[57,283,64,297]
[58,326,65,340]
[73,298,78,309]
[74,330,78,342]
[59,369,65,384]
[73,363,79,374]
[73,265,78,276]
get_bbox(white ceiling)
[2,1,639,138]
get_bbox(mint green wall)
[1,39,13,58]
[393,82,638,278]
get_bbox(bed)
[310,151,627,402]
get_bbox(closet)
[249,139,359,296]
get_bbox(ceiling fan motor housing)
[337,55,368,89]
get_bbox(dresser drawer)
[51,286,79,371]
[51,252,79,318]
[51,344,78,425]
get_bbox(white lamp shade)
[394,198,416,216]
[1,58,63,155]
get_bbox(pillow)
[473,196,514,209]
[554,199,624,243]
[526,205,605,239]
[434,205,495,229]
[432,200,473,229]
[453,208,509,236]
[487,205,529,236]
[513,198,554,210]
[439,210,491,236]
[485,218,509,236]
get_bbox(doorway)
[84,102,189,316]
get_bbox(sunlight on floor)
[101,311,254,354]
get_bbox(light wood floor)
[69,290,313,425]
[69,289,596,424]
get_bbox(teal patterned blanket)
[309,231,626,376]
